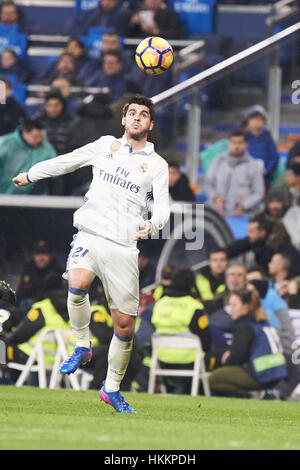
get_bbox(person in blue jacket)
[243,105,279,187]
[63,0,131,37]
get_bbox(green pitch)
[1,385,300,450]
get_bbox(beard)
[125,124,149,141]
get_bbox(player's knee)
[68,287,88,305]
[114,316,135,337]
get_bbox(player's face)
[122,104,154,140]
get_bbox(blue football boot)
[60,342,92,375]
[99,381,136,413]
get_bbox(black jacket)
[225,311,255,367]
[34,108,75,156]
[0,97,27,136]
[128,6,185,39]
[169,174,195,202]
[226,233,300,276]
[16,258,64,302]
[63,97,121,194]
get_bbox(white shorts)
[66,230,140,316]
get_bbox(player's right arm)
[12,139,101,188]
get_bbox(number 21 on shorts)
[72,247,89,258]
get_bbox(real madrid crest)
[138,163,148,173]
[110,140,121,153]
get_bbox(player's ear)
[121,115,126,126]
[149,120,154,131]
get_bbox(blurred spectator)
[246,265,286,328]
[65,37,99,83]
[40,52,84,87]
[0,118,56,194]
[287,139,300,167]
[266,167,300,249]
[275,153,300,189]
[128,0,185,39]
[268,253,292,289]
[100,30,133,75]
[242,105,278,186]
[226,214,300,275]
[36,38,98,86]
[247,267,300,400]
[33,90,75,194]
[34,90,75,156]
[0,48,31,83]
[0,1,40,34]
[264,187,291,219]
[168,161,195,202]
[195,248,228,304]
[3,286,70,384]
[207,263,247,348]
[63,0,131,37]
[0,76,26,136]
[16,240,64,315]
[151,268,211,394]
[285,162,300,206]
[207,289,287,398]
[138,244,157,290]
[50,77,78,117]
[63,92,120,195]
[204,130,265,216]
[152,265,177,301]
[85,49,126,101]
[267,254,300,309]
[282,205,300,252]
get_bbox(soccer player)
[12,95,170,413]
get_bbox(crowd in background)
[1,0,300,399]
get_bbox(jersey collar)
[119,135,154,155]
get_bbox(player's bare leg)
[60,268,94,374]
[100,309,136,413]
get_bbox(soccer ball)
[135,36,174,76]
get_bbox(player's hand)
[12,173,30,187]
[135,221,152,240]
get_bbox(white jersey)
[28,135,170,246]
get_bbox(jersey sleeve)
[27,138,102,183]
[149,159,170,235]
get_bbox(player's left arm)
[135,160,170,240]
[12,139,102,188]
[148,160,170,235]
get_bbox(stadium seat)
[17,2,75,34]
[148,332,210,396]
[168,0,216,36]
[216,4,269,37]
[7,328,83,390]
[75,0,99,12]
[79,27,113,59]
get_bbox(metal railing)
[151,22,300,183]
